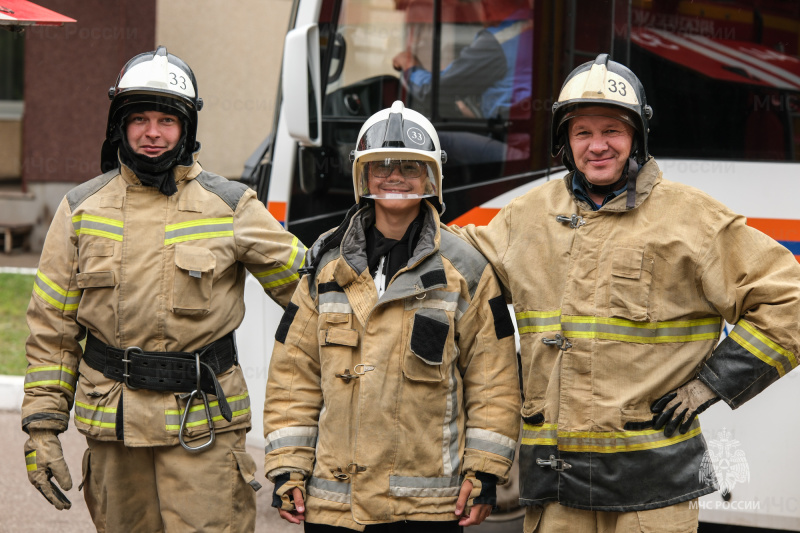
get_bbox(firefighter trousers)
[81,429,259,532]
[524,499,699,533]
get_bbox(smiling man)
[263,101,520,532]
[21,46,305,532]
[447,54,800,532]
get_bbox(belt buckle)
[122,346,143,390]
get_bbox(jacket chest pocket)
[318,313,359,379]
[608,247,653,321]
[403,308,451,383]
[172,245,215,316]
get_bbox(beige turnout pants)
[525,499,699,533]
[81,429,259,532]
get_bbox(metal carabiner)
[541,334,572,350]
[178,352,215,452]
[555,214,585,229]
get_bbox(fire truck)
[237,0,800,530]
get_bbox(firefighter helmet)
[350,101,447,207]
[103,46,202,170]
[551,54,653,170]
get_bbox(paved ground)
[0,410,298,533]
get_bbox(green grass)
[0,273,34,375]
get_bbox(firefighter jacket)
[22,155,306,446]
[451,157,800,511]
[264,201,521,530]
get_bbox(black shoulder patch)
[420,269,447,289]
[194,171,249,211]
[275,302,300,344]
[67,168,119,211]
[318,281,344,294]
[489,295,515,340]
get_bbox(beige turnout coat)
[453,157,800,511]
[22,157,306,446]
[264,202,521,529]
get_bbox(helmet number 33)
[170,73,187,90]
[608,80,626,96]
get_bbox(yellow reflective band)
[557,425,701,453]
[730,321,798,377]
[562,316,720,344]
[26,365,77,377]
[521,423,558,446]
[164,393,250,430]
[164,217,234,245]
[23,379,75,392]
[26,451,37,471]
[74,416,116,428]
[72,214,124,241]
[35,271,81,299]
[72,214,123,227]
[33,284,79,312]
[74,400,117,413]
[516,309,562,334]
[253,236,307,288]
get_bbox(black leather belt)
[83,332,237,422]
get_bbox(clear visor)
[356,158,438,200]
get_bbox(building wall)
[22,0,157,185]
[156,0,294,178]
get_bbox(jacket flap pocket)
[410,308,449,365]
[232,450,262,492]
[611,247,643,280]
[174,245,216,273]
[85,242,115,258]
[77,271,115,288]
[320,327,359,347]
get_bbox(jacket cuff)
[462,449,513,485]
[21,412,69,434]
[264,452,314,480]
[699,323,788,409]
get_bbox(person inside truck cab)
[263,101,521,531]
[392,0,532,166]
[447,53,800,532]
[21,46,306,532]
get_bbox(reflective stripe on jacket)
[452,157,800,511]
[264,201,521,529]
[22,156,306,446]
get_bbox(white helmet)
[102,46,203,172]
[350,101,447,208]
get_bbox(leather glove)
[24,429,72,510]
[462,471,498,507]
[271,472,306,511]
[651,379,719,438]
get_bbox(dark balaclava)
[112,103,194,197]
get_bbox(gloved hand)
[455,471,496,526]
[651,379,719,437]
[24,429,72,510]
[272,472,306,524]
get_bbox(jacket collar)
[333,201,443,299]
[564,157,661,212]
[119,148,203,187]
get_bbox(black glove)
[651,379,719,437]
[472,472,498,507]
[271,472,306,511]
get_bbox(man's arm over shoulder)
[442,200,516,299]
[232,187,307,308]
[696,207,800,408]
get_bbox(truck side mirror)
[282,23,322,147]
